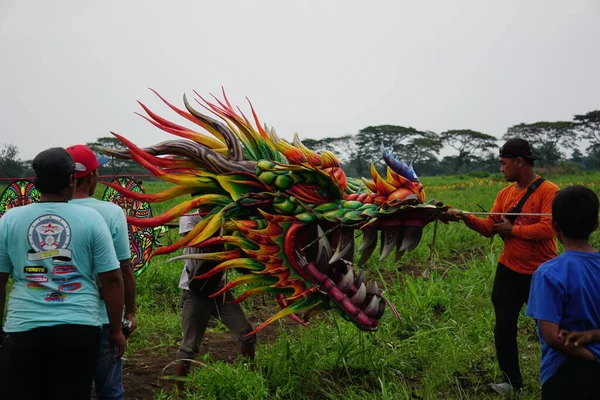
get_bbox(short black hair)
[32,148,74,194]
[76,175,88,187]
[552,185,599,240]
[35,176,71,194]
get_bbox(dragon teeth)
[358,228,377,251]
[316,225,332,272]
[367,281,379,295]
[350,282,366,305]
[355,270,365,288]
[399,227,423,253]
[394,228,406,262]
[338,268,354,292]
[379,228,397,261]
[364,295,379,317]
[329,228,354,264]
[294,248,308,268]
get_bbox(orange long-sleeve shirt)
[463,178,559,274]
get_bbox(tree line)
[1,110,598,179]
[304,110,599,177]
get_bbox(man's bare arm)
[0,273,9,342]
[540,321,595,361]
[120,258,136,335]
[98,268,126,359]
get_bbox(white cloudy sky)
[1,0,599,161]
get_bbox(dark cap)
[499,138,541,160]
[33,147,76,180]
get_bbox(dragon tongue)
[379,228,398,261]
[315,225,333,273]
[329,228,354,264]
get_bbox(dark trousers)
[176,289,257,360]
[542,358,600,399]
[491,262,533,389]
[0,324,100,400]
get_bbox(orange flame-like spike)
[370,164,396,195]
[320,151,340,168]
[99,182,195,203]
[136,109,226,151]
[210,274,277,298]
[149,88,227,143]
[112,132,210,186]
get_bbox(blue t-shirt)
[71,197,131,325]
[0,202,120,332]
[526,250,600,384]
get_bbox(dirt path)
[122,303,299,399]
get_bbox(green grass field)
[123,173,600,399]
[3,172,600,399]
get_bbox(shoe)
[175,360,191,394]
[489,382,523,396]
[240,344,256,361]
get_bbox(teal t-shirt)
[71,197,131,324]
[0,202,120,332]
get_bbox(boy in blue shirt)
[526,185,600,399]
[0,147,126,400]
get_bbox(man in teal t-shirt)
[0,147,126,400]
[67,144,136,400]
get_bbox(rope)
[462,211,552,217]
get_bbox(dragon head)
[101,89,448,334]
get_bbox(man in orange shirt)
[446,138,559,394]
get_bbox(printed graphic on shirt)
[26,282,47,290]
[23,266,47,273]
[52,265,78,274]
[27,215,72,262]
[52,274,82,283]
[25,275,48,283]
[44,292,68,302]
[58,282,82,292]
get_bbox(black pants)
[0,324,100,400]
[542,358,600,399]
[491,262,533,389]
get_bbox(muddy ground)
[121,303,298,399]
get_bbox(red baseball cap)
[65,144,110,178]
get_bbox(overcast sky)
[1,0,599,161]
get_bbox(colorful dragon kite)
[100,89,448,334]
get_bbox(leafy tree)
[0,143,24,178]
[504,121,578,166]
[86,137,138,175]
[574,110,600,167]
[440,130,498,174]
[352,125,442,177]
[354,125,422,165]
[302,135,356,164]
[404,131,443,164]
[570,148,585,168]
